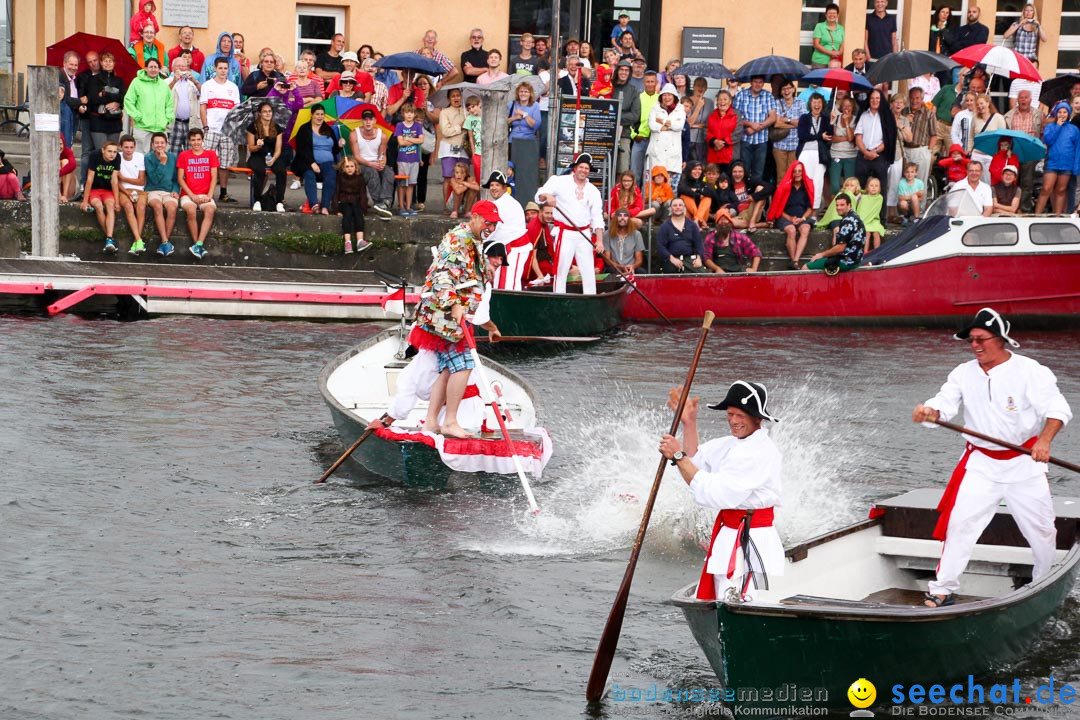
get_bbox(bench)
[0,101,29,137]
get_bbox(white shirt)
[854,109,884,151]
[688,427,784,580]
[688,428,782,510]
[925,353,1072,484]
[535,173,605,233]
[952,109,974,152]
[1009,78,1042,106]
[119,152,145,191]
[949,179,993,213]
[486,192,528,246]
[199,78,240,132]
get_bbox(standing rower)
[913,307,1072,607]
[535,153,606,294]
[660,381,785,601]
[481,170,531,291]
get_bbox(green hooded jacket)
[123,69,176,133]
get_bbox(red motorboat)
[623,193,1080,327]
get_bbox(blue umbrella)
[672,62,734,80]
[734,55,809,82]
[374,52,445,76]
[972,129,1047,164]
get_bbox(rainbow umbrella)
[337,102,393,137]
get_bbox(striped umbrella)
[734,55,809,82]
[801,68,875,92]
[950,44,1041,82]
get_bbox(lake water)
[1,315,1077,719]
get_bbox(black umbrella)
[220,97,292,145]
[866,50,957,84]
[734,55,809,82]
[1037,74,1080,109]
[672,62,734,80]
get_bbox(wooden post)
[479,87,510,201]
[29,65,60,257]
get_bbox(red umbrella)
[950,44,1041,83]
[46,32,142,83]
[801,67,875,92]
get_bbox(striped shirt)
[733,89,776,146]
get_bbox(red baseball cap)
[471,200,502,224]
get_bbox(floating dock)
[0,257,418,320]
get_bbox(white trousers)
[929,473,1057,596]
[554,229,597,295]
[886,158,904,206]
[701,525,785,601]
[386,349,485,429]
[495,244,532,292]
[906,146,932,191]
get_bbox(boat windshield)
[863,188,983,266]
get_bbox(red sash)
[462,384,480,399]
[933,436,1038,541]
[696,507,775,601]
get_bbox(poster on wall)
[162,0,209,28]
[555,95,620,201]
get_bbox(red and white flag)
[380,287,406,315]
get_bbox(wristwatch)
[671,450,687,466]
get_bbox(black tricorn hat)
[482,170,508,188]
[954,306,1020,348]
[482,238,507,261]
[707,381,779,423]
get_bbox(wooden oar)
[461,321,541,514]
[933,419,1080,474]
[585,310,715,704]
[551,206,674,325]
[474,335,601,343]
[315,415,385,484]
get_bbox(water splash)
[462,376,882,557]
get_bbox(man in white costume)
[367,241,505,433]
[913,307,1071,607]
[480,170,531,291]
[535,152,606,294]
[660,380,784,602]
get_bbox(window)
[799,2,828,66]
[296,6,344,63]
[1060,1,1080,74]
[962,224,1018,246]
[1030,223,1080,245]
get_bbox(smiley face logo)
[848,678,876,709]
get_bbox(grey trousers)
[361,164,395,205]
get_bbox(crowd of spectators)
[1,2,1074,269]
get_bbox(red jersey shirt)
[177,149,220,197]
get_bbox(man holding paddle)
[659,381,785,602]
[535,152,605,295]
[913,307,1072,608]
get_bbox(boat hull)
[679,550,1079,701]
[480,281,627,337]
[318,329,545,487]
[623,252,1080,326]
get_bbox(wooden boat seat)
[874,536,1067,577]
[779,589,985,607]
[859,588,984,606]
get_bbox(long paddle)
[474,335,600,343]
[461,321,541,514]
[551,206,674,325]
[585,310,715,704]
[315,416,385,484]
[933,419,1080,474]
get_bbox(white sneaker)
[373,203,393,219]
[276,203,286,213]
[251,201,262,212]
[290,180,300,190]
